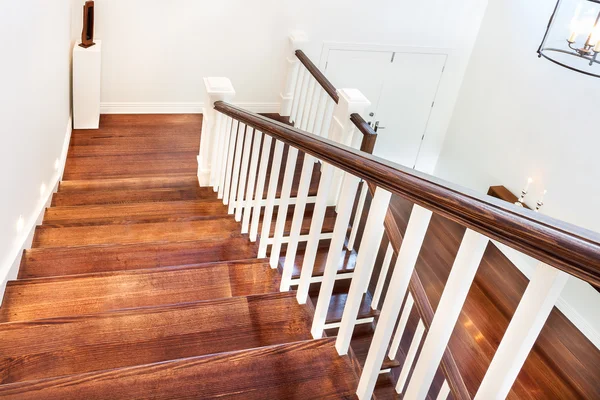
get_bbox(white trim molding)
[100,102,281,115]
[0,116,73,302]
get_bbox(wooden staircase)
[0,115,361,398]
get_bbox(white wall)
[0,1,76,290]
[435,0,600,346]
[69,0,487,120]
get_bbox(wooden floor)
[0,114,360,399]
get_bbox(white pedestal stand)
[73,40,101,129]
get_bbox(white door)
[325,49,446,168]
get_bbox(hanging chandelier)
[538,0,600,77]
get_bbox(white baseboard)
[0,116,73,302]
[101,102,281,115]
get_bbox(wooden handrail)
[350,113,378,154]
[295,50,339,104]
[214,101,600,287]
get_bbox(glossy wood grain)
[0,292,312,384]
[58,176,200,192]
[32,218,242,248]
[214,102,600,287]
[43,200,229,226]
[350,113,378,154]
[1,260,279,322]
[19,237,258,278]
[0,339,359,400]
[52,187,214,206]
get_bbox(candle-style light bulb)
[595,40,600,52]
[525,177,533,192]
[515,178,533,207]
[535,190,547,213]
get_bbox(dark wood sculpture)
[79,1,95,48]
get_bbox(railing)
[198,37,600,400]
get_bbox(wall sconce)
[538,0,600,77]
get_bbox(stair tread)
[19,238,258,279]
[68,134,199,157]
[52,186,214,206]
[317,291,379,325]
[32,218,242,248]
[259,203,338,237]
[63,152,199,180]
[1,259,279,322]
[0,292,314,384]
[58,176,200,192]
[43,200,229,226]
[0,339,359,400]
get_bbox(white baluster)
[475,262,568,400]
[250,135,273,242]
[347,182,368,251]
[290,67,306,124]
[222,120,239,205]
[356,205,433,399]
[234,128,254,222]
[242,131,262,234]
[279,31,307,117]
[311,90,329,137]
[209,113,223,189]
[396,320,426,394]
[436,381,451,400]
[320,97,336,139]
[293,69,311,128]
[309,171,361,337]
[217,117,233,200]
[280,152,316,291]
[258,140,285,259]
[228,123,246,215]
[336,187,392,355]
[199,77,235,186]
[269,146,299,268]
[297,162,336,303]
[405,229,489,400]
[305,80,321,133]
[371,242,394,310]
[389,294,415,359]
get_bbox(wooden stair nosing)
[0,339,359,400]
[58,176,200,192]
[0,292,316,384]
[42,199,230,227]
[1,259,280,322]
[51,186,215,207]
[31,218,243,248]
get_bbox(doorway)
[323,46,447,168]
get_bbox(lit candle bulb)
[595,40,600,52]
[569,31,578,43]
[524,177,533,192]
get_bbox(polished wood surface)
[214,101,600,287]
[376,193,600,399]
[2,260,279,322]
[19,238,258,278]
[0,292,312,384]
[0,339,359,400]
[350,113,378,154]
[0,114,360,398]
[296,50,340,104]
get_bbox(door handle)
[373,121,386,132]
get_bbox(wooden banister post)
[327,89,371,206]
[280,31,307,118]
[199,77,235,187]
[475,263,568,399]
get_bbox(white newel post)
[326,89,371,206]
[73,41,102,130]
[198,77,236,187]
[475,263,568,399]
[280,31,308,117]
[405,229,489,400]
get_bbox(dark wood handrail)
[350,113,378,154]
[295,50,339,104]
[214,101,600,287]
